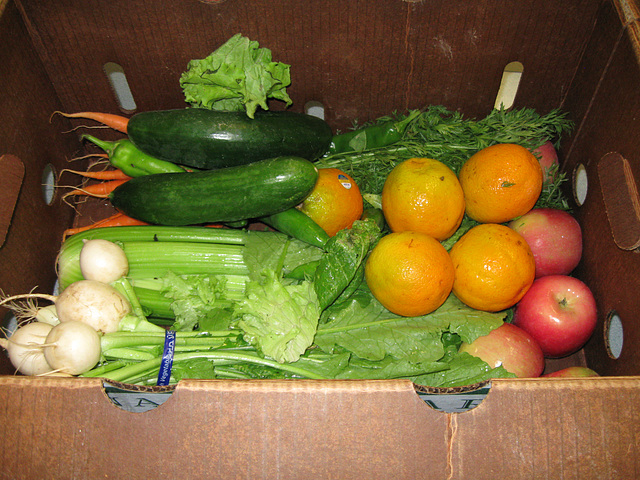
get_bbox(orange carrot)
[61,168,132,181]
[63,212,149,240]
[62,178,129,200]
[51,111,130,134]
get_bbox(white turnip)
[43,321,101,375]
[0,280,132,334]
[0,321,54,375]
[55,280,131,333]
[79,238,129,284]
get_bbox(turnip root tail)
[0,293,57,308]
[0,295,43,323]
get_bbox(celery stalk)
[57,226,249,289]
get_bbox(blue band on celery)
[157,330,176,386]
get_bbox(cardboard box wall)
[1,0,640,478]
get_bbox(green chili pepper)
[82,134,186,177]
[260,208,330,250]
[325,109,421,156]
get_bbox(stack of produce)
[0,34,600,386]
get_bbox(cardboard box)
[1,0,640,477]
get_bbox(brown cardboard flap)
[452,377,640,479]
[0,376,445,479]
[1,376,640,479]
[598,152,640,249]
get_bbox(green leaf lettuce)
[233,269,320,363]
[180,33,293,118]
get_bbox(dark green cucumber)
[260,208,330,249]
[109,156,318,226]
[127,108,333,169]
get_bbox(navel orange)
[448,223,536,312]
[364,231,455,317]
[381,157,465,241]
[458,143,543,224]
[298,168,363,237]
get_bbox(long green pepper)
[325,109,421,156]
[82,134,186,177]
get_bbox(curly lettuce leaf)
[180,33,292,118]
[159,272,235,331]
[233,269,320,363]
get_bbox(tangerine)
[364,231,455,317]
[458,143,543,224]
[449,223,536,312]
[381,158,465,241]
[298,168,363,237]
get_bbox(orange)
[298,168,363,237]
[381,158,465,241]
[364,231,455,317]
[449,223,536,312]
[458,143,543,224]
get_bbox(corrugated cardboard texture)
[0,376,638,479]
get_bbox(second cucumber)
[109,156,319,226]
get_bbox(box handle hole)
[305,100,325,120]
[604,310,624,359]
[494,61,523,110]
[104,62,137,113]
[41,163,57,206]
[573,163,589,206]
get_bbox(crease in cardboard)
[446,412,459,480]
[564,16,626,165]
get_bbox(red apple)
[542,366,600,378]
[533,140,559,183]
[513,275,597,358]
[459,323,545,378]
[508,208,582,278]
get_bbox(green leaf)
[243,230,324,282]
[314,219,381,310]
[233,269,320,363]
[335,355,450,380]
[316,287,506,365]
[180,33,292,118]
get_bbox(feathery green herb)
[317,106,574,207]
